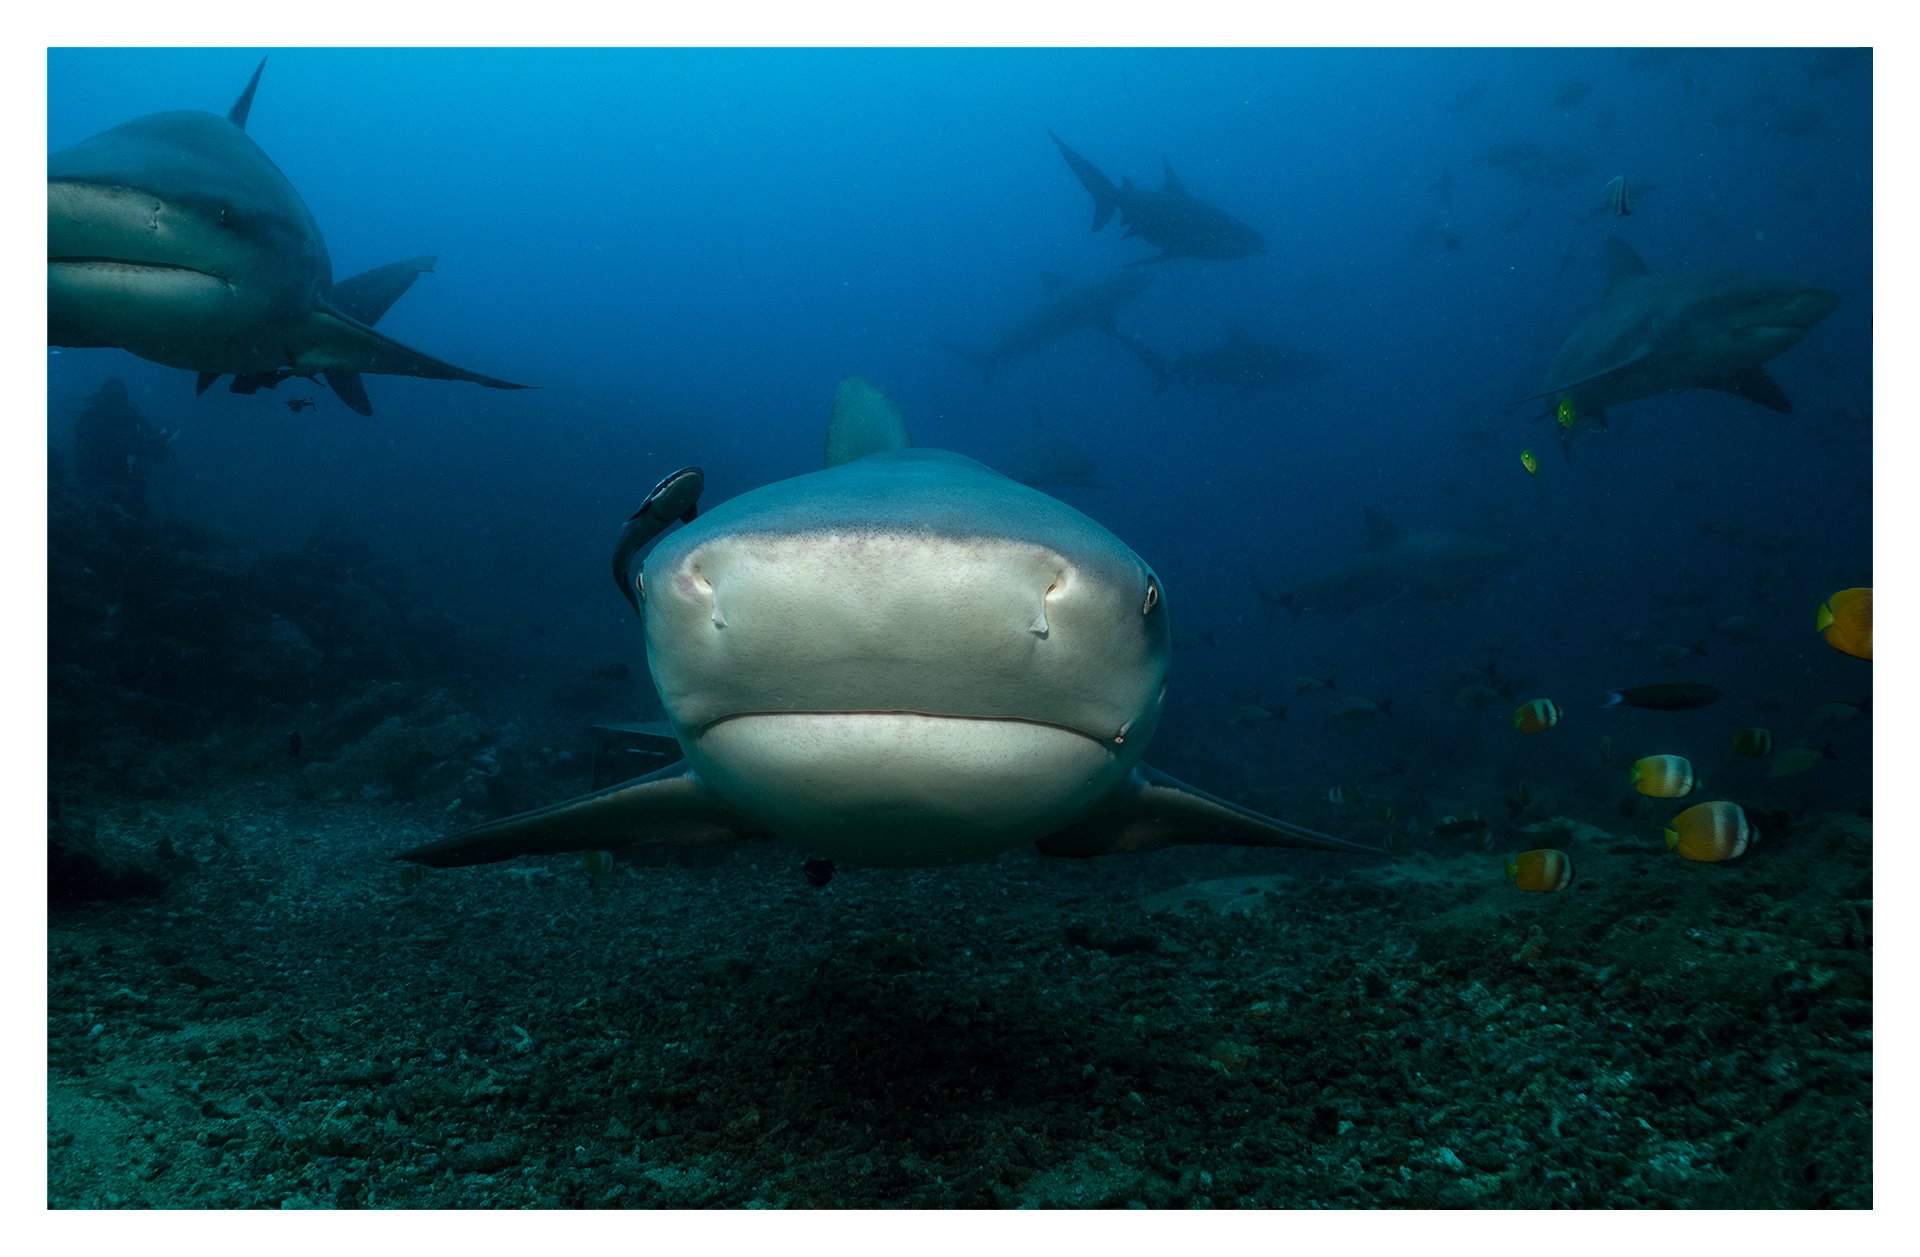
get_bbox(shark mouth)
[698,709,1133,747]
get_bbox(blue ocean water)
[44,45,1876,1211]
[47,46,1872,817]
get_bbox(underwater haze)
[47,47,1872,1209]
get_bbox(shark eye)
[218,206,233,227]
[1141,577,1160,616]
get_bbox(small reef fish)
[1665,801,1753,862]
[1327,786,1362,805]
[284,396,317,412]
[1808,701,1866,733]
[1631,754,1697,798]
[1730,728,1774,758]
[1603,682,1722,711]
[1513,698,1562,734]
[397,865,427,891]
[1555,396,1577,431]
[1521,448,1538,477]
[1816,587,1872,660]
[1768,743,1836,777]
[1328,695,1393,723]
[581,850,616,878]
[1432,812,1490,839]
[1508,848,1573,892]
[1227,700,1287,727]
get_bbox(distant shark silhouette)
[1049,132,1265,264]
[48,56,530,416]
[1009,411,1101,490]
[1259,509,1512,617]
[941,270,1154,384]
[1519,236,1839,423]
[1127,322,1331,396]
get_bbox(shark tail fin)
[1049,131,1120,232]
[825,377,913,468]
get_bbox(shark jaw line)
[697,708,1135,748]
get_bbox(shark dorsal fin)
[1604,236,1652,292]
[228,56,268,130]
[1161,159,1185,195]
[825,377,913,468]
[1038,272,1066,295]
[1363,507,1404,550]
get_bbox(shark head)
[395,378,1379,873]
[641,442,1169,866]
[1663,279,1842,370]
[48,57,529,414]
[48,66,328,374]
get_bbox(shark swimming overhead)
[940,269,1155,384]
[1260,508,1513,617]
[399,379,1381,873]
[47,56,530,416]
[1520,236,1839,422]
[1127,322,1332,396]
[1049,131,1265,264]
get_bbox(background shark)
[1521,236,1840,421]
[47,57,529,416]
[1127,321,1332,395]
[399,379,1379,871]
[1049,131,1266,264]
[1260,508,1513,616]
[940,269,1154,384]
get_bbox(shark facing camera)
[398,379,1383,872]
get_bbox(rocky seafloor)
[48,784,1870,1208]
[45,474,1872,1209]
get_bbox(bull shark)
[48,56,529,416]
[1520,237,1840,423]
[1126,322,1332,396]
[940,270,1155,384]
[1260,508,1512,617]
[399,379,1380,872]
[1049,132,1266,264]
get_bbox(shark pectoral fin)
[1515,345,1656,407]
[324,370,373,416]
[300,300,531,391]
[394,762,763,868]
[328,256,437,327]
[1704,366,1792,413]
[1034,765,1386,858]
[1049,131,1119,231]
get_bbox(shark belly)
[685,713,1126,866]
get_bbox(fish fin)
[1049,131,1119,231]
[299,299,531,391]
[1704,366,1793,413]
[1161,158,1185,195]
[1033,765,1387,858]
[1601,691,1625,707]
[824,377,913,467]
[1362,507,1404,550]
[395,762,764,868]
[227,56,267,130]
[1604,235,1652,291]
[1514,346,1656,407]
[328,256,437,327]
[324,370,373,416]
[194,372,221,396]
